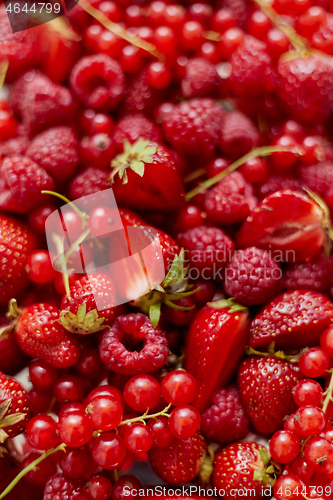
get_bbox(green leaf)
[143,146,158,156]
[130,161,145,177]
[0,400,11,421]
[149,303,161,329]
[253,469,263,481]
[133,139,150,154]
[0,413,26,429]
[266,466,274,474]
[141,155,154,163]
[77,302,87,323]
[259,448,270,466]
[163,249,186,288]
[207,298,248,313]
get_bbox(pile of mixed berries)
[3,0,333,498]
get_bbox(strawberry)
[0,372,30,442]
[238,356,303,434]
[15,303,81,368]
[148,432,207,485]
[183,299,249,412]
[212,442,276,500]
[0,214,37,307]
[110,139,185,212]
[236,189,327,262]
[249,290,333,350]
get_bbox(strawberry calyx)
[0,399,26,445]
[131,249,198,328]
[207,297,248,313]
[252,448,281,486]
[323,369,333,414]
[246,342,300,363]
[0,299,22,339]
[58,302,106,335]
[109,139,158,185]
[199,445,214,485]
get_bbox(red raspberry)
[113,114,161,152]
[259,175,302,198]
[282,253,332,294]
[44,474,88,500]
[0,137,29,158]
[313,19,333,55]
[201,386,249,444]
[204,171,257,225]
[68,167,109,209]
[221,0,250,25]
[300,162,333,198]
[27,127,79,183]
[10,71,76,137]
[99,313,169,374]
[229,36,273,97]
[276,56,333,122]
[70,54,125,111]
[219,111,260,158]
[124,69,167,117]
[163,98,224,157]
[181,58,222,98]
[224,247,282,306]
[177,225,234,280]
[0,156,55,214]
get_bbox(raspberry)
[163,98,224,157]
[300,162,333,198]
[0,137,29,158]
[259,175,302,198]
[219,111,260,158]
[224,247,282,306]
[313,19,333,55]
[221,0,249,25]
[124,69,167,117]
[204,171,257,225]
[177,225,234,280]
[0,156,55,214]
[201,386,249,444]
[69,167,109,210]
[27,127,79,183]
[229,36,273,97]
[181,58,221,98]
[44,474,88,500]
[282,253,332,294]
[276,56,333,123]
[99,313,169,374]
[113,114,161,152]
[70,54,125,111]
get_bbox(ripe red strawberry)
[26,126,79,183]
[162,98,224,158]
[249,290,333,350]
[0,372,30,440]
[212,442,274,500]
[148,432,207,485]
[276,55,333,123]
[282,253,332,294]
[184,299,249,412]
[181,58,222,98]
[238,356,303,434]
[113,115,161,152]
[15,303,81,368]
[60,273,117,334]
[0,319,28,375]
[201,385,249,444]
[219,111,260,159]
[0,215,37,307]
[0,156,55,214]
[236,189,327,262]
[44,474,88,500]
[111,140,185,212]
[204,171,257,225]
[70,54,125,111]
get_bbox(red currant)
[298,347,330,378]
[293,405,326,436]
[26,414,59,451]
[54,375,85,403]
[87,475,113,500]
[27,250,57,284]
[293,379,323,407]
[320,326,333,357]
[111,475,143,500]
[123,423,154,453]
[269,430,300,463]
[91,433,127,469]
[168,405,201,439]
[86,395,123,431]
[29,360,58,391]
[58,409,94,447]
[147,416,174,447]
[123,374,161,412]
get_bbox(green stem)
[118,403,172,426]
[0,444,67,499]
[183,168,206,184]
[0,60,8,93]
[185,146,290,201]
[42,191,88,222]
[322,370,333,413]
[52,234,71,297]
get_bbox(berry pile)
[3,0,333,498]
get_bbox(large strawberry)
[0,372,30,443]
[249,290,333,350]
[212,442,277,500]
[184,299,249,412]
[236,190,327,262]
[0,214,37,307]
[148,432,207,485]
[15,303,81,368]
[110,139,185,212]
[238,356,303,434]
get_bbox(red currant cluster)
[270,326,333,500]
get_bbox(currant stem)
[185,146,291,201]
[0,443,67,499]
[52,233,71,297]
[118,403,172,426]
[0,60,8,93]
[41,191,88,222]
[78,0,163,61]
[322,369,333,413]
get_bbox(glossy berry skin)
[321,326,333,357]
[304,436,333,472]
[58,409,94,447]
[23,453,57,486]
[147,416,174,448]
[29,360,58,391]
[123,374,160,412]
[161,370,198,406]
[111,475,142,500]
[91,432,127,470]
[86,385,124,409]
[86,395,123,431]
[168,405,201,440]
[274,474,306,500]
[26,250,57,284]
[87,475,113,500]
[54,375,85,404]
[293,379,323,407]
[293,406,326,436]
[290,455,315,483]
[298,347,330,378]
[60,447,95,479]
[26,414,59,451]
[269,430,300,463]
[123,423,154,453]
